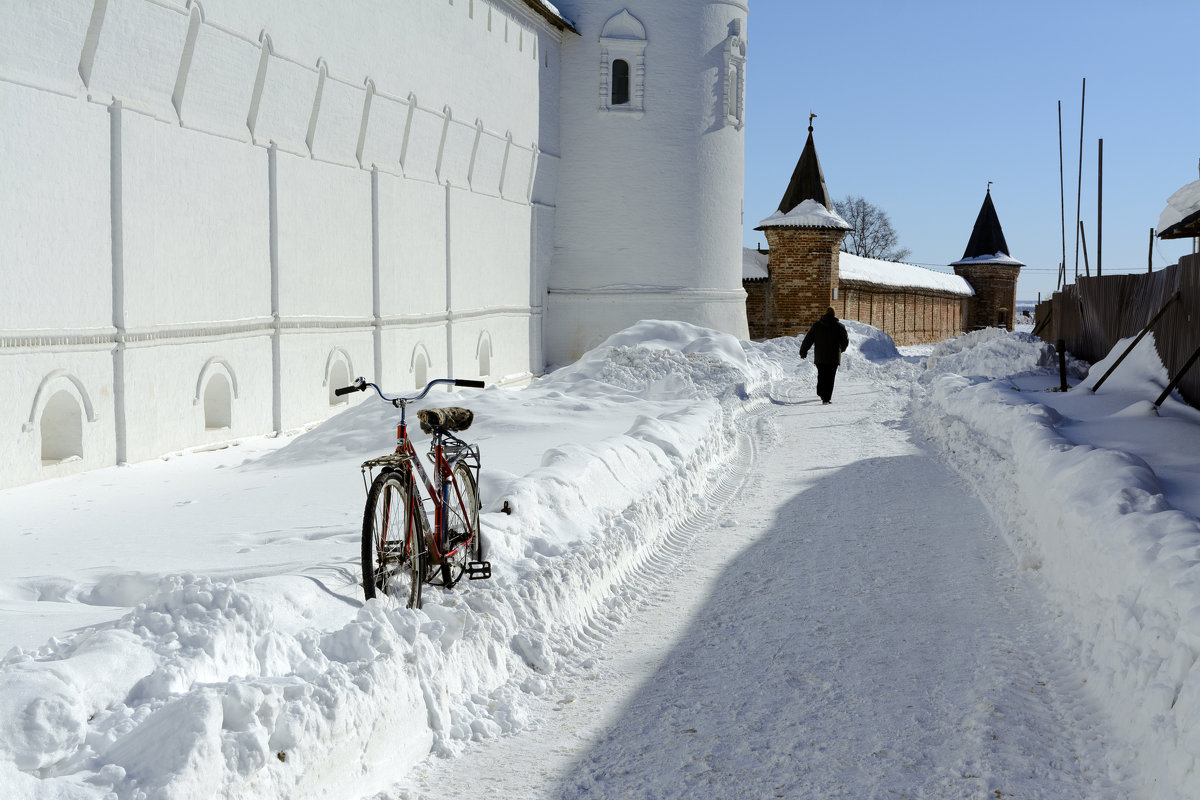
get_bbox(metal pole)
[1149,227,1155,273]
[1155,342,1200,408]
[1090,291,1181,392]
[1058,101,1067,291]
[1057,339,1070,392]
[1074,78,1086,281]
[1097,137,1103,277]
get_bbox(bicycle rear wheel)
[362,471,425,608]
[440,462,481,586]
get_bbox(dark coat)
[799,310,849,366]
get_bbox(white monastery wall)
[0,84,112,333]
[1,0,562,489]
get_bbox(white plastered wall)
[0,0,562,489]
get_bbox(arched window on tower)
[600,10,646,114]
[611,59,630,106]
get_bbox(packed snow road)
[388,375,1133,799]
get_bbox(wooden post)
[1090,291,1181,392]
[1057,339,1069,392]
[1149,227,1155,273]
[1079,220,1090,278]
[1155,342,1200,408]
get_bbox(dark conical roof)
[959,190,1010,259]
[777,126,832,213]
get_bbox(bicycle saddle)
[417,406,473,434]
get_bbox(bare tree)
[833,195,911,262]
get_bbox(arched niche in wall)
[25,371,98,466]
[600,10,647,114]
[409,343,432,390]
[194,358,239,431]
[324,347,355,405]
[475,331,493,377]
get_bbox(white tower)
[546,0,750,365]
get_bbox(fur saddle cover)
[417,406,473,434]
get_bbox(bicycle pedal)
[466,561,492,580]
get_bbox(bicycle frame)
[343,377,486,581]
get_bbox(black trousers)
[816,364,839,402]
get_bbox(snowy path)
[387,377,1130,799]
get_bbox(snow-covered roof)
[742,248,769,281]
[756,199,851,231]
[949,252,1026,268]
[840,251,975,296]
[1158,179,1200,239]
[520,0,577,32]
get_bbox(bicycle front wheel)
[362,471,425,609]
[440,461,481,586]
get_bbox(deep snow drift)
[3,321,1200,798]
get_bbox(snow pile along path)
[0,322,769,799]
[913,329,1200,797]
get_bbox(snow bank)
[0,321,795,799]
[913,331,1200,798]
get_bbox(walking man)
[799,307,849,404]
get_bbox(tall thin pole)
[1149,227,1155,273]
[1074,78,1086,281]
[1097,138,1103,277]
[1058,101,1067,291]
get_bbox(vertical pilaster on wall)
[444,182,454,380]
[371,168,383,384]
[79,0,109,88]
[110,100,127,464]
[171,4,202,122]
[268,144,282,433]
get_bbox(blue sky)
[742,0,1200,302]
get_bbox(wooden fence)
[1035,253,1200,406]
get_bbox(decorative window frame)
[723,30,747,129]
[600,10,647,115]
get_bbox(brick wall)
[837,283,965,345]
[762,226,845,338]
[953,264,1020,331]
[745,281,769,338]
[746,227,974,344]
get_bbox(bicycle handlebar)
[333,377,485,405]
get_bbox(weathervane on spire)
[987,180,993,193]
[809,112,817,132]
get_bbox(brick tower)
[951,189,1024,331]
[754,120,851,338]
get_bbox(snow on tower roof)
[950,190,1024,267]
[756,199,851,231]
[1158,178,1200,240]
[839,252,975,296]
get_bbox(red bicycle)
[334,377,490,608]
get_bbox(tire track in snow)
[385,377,1130,799]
